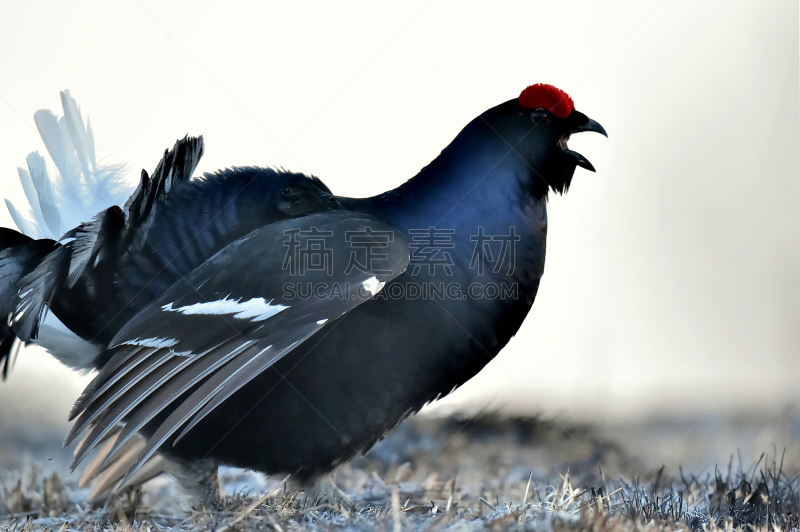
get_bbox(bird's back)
[51,152,339,354]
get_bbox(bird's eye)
[530,109,549,122]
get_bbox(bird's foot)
[292,475,355,511]
[165,458,224,511]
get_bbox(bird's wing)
[67,209,409,486]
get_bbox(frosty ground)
[1,413,798,531]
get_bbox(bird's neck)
[352,131,549,293]
[370,127,544,240]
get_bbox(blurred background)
[0,1,798,480]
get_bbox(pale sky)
[0,1,798,432]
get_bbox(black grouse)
[0,84,606,505]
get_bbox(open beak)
[560,112,608,173]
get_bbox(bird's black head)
[478,83,607,198]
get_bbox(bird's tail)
[5,90,132,240]
[1,91,132,377]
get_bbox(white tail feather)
[16,166,46,227]
[7,90,133,239]
[25,152,61,237]
[5,197,38,238]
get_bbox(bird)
[0,84,606,507]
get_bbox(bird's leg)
[292,474,355,511]
[164,458,223,510]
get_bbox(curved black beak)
[570,117,607,137]
[561,111,607,172]
[563,148,597,172]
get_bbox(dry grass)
[0,415,798,531]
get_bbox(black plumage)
[0,84,606,499]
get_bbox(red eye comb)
[518,84,574,119]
